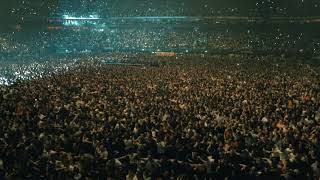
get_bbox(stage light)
[61,14,101,26]
[62,14,100,20]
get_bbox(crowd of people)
[0,55,96,86]
[0,54,319,179]
[0,53,158,86]
[1,22,320,61]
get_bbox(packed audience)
[1,22,320,61]
[0,55,319,179]
[0,55,97,86]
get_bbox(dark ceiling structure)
[0,0,320,18]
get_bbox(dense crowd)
[0,53,155,86]
[0,55,319,179]
[0,55,97,85]
[1,23,320,61]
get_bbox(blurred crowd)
[0,53,157,86]
[1,24,320,61]
[0,55,319,179]
[0,55,96,86]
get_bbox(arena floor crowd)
[0,55,319,179]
